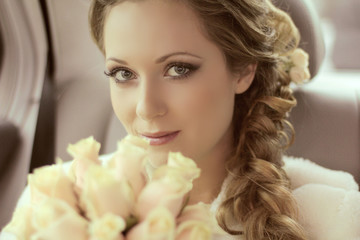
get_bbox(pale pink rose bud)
[136,173,192,220]
[28,162,77,210]
[176,202,212,223]
[67,136,101,161]
[177,203,226,238]
[80,165,135,220]
[167,152,201,181]
[127,206,176,240]
[119,134,149,150]
[89,213,126,240]
[31,198,88,240]
[108,135,148,198]
[151,165,185,181]
[176,221,213,240]
[67,137,102,189]
[291,48,309,68]
[2,205,35,239]
[289,66,310,84]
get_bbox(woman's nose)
[135,80,167,121]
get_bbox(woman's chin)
[146,148,171,168]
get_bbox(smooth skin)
[103,0,256,203]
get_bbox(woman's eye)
[104,68,136,83]
[116,70,134,81]
[166,63,198,79]
[168,65,190,76]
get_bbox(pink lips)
[140,131,180,146]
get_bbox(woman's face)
[103,0,253,164]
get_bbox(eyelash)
[165,62,199,80]
[104,62,199,84]
[104,66,134,84]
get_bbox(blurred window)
[313,0,360,71]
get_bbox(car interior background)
[0,0,359,229]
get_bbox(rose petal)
[89,213,126,240]
[176,221,212,240]
[108,135,148,198]
[31,214,88,240]
[166,152,201,181]
[28,163,77,210]
[67,137,102,189]
[136,174,192,220]
[177,203,226,237]
[291,48,309,68]
[289,66,310,84]
[127,206,175,240]
[67,136,101,161]
[80,165,135,220]
[176,203,212,223]
[31,198,88,240]
[2,205,35,239]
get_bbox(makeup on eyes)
[104,66,136,84]
[104,61,201,84]
[164,62,200,80]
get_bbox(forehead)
[103,0,216,58]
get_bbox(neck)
[188,130,233,205]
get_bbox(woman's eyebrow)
[106,57,128,65]
[155,52,203,63]
[106,52,202,65]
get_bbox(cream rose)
[176,221,213,240]
[28,162,77,210]
[289,66,311,84]
[291,48,309,68]
[167,152,201,181]
[177,203,212,223]
[80,164,135,220]
[136,171,193,220]
[118,134,149,150]
[89,213,126,240]
[67,136,102,189]
[2,205,35,240]
[67,136,101,161]
[108,135,148,198]
[30,198,88,240]
[176,203,226,239]
[127,206,175,240]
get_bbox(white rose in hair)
[289,66,310,84]
[291,48,309,68]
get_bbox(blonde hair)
[89,0,308,239]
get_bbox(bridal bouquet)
[3,135,225,240]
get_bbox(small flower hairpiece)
[282,48,311,84]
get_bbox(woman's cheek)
[110,84,136,134]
